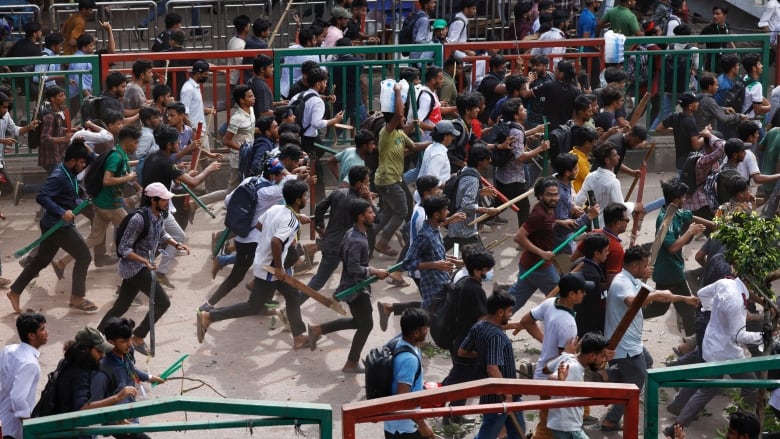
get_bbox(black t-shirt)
[288,79,307,102]
[100,91,124,116]
[573,257,607,337]
[606,132,628,176]
[477,72,503,124]
[332,54,364,114]
[533,80,581,128]
[7,38,41,71]
[451,277,488,351]
[249,76,273,117]
[141,150,185,188]
[663,112,699,169]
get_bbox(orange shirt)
[61,13,86,55]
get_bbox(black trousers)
[98,268,171,338]
[207,241,256,305]
[319,293,374,363]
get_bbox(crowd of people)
[1,0,780,438]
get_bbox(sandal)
[385,277,409,288]
[0,278,11,288]
[374,245,398,257]
[133,341,150,356]
[196,311,206,344]
[69,299,98,312]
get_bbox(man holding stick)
[7,141,94,314]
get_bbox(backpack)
[83,149,119,199]
[289,91,318,134]
[363,338,421,399]
[624,45,650,88]
[79,95,104,123]
[548,121,574,160]
[703,168,743,211]
[482,121,521,168]
[362,110,387,140]
[114,208,151,258]
[398,10,428,55]
[662,44,693,94]
[443,167,481,213]
[26,105,54,150]
[429,277,467,350]
[225,177,273,238]
[31,359,67,418]
[237,141,257,180]
[679,151,704,195]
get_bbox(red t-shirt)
[519,203,556,269]
[575,228,624,280]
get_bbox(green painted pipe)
[334,262,404,299]
[518,225,587,281]
[14,199,91,258]
[181,183,215,218]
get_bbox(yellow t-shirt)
[375,126,413,186]
[570,147,591,193]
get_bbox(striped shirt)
[460,320,516,404]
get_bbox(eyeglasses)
[619,217,631,223]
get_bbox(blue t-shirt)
[334,147,366,183]
[384,339,423,434]
[577,9,598,52]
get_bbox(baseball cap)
[192,60,210,73]
[75,327,114,353]
[558,272,595,295]
[433,19,448,30]
[725,138,748,156]
[434,120,461,136]
[145,182,175,199]
[677,92,701,107]
[331,6,351,19]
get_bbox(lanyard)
[60,163,78,195]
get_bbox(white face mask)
[483,269,494,281]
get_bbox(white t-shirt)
[418,142,450,187]
[226,175,296,244]
[530,298,577,379]
[227,36,245,86]
[759,0,780,44]
[252,204,300,281]
[742,78,764,118]
[735,149,760,188]
[545,353,586,432]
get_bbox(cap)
[75,327,114,353]
[434,120,461,136]
[265,157,285,175]
[558,272,595,295]
[145,182,175,199]
[331,6,351,19]
[433,19,448,30]
[725,138,748,156]
[677,92,701,107]
[192,60,210,73]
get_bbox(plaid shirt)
[684,137,725,212]
[38,111,67,168]
[403,222,448,310]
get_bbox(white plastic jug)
[604,30,626,64]
[379,79,410,112]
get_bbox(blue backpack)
[224,177,273,237]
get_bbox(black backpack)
[114,208,151,258]
[443,167,481,213]
[398,10,427,51]
[31,359,67,418]
[79,95,104,123]
[289,91,318,134]
[26,105,54,150]
[482,121,521,168]
[363,338,421,399]
[429,277,466,350]
[662,44,693,94]
[679,151,704,195]
[225,178,273,238]
[83,149,119,199]
[722,77,757,113]
[548,121,574,160]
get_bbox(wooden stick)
[263,266,347,315]
[545,262,583,299]
[628,92,651,127]
[189,122,204,172]
[268,0,295,47]
[162,60,170,85]
[542,116,549,176]
[32,72,46,123]
[625,143,655,202]
[479,176,520,212]
[468,188,534,226]
[629,143,655,246]
[485,236,511,251]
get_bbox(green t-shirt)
[652,206,694,284]
[93,146,129,209]
[374,126,412,186]
[760,127,780,194]
[602,6,640,36]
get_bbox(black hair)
[165,12,182,29]
[0,92,9,106]
[504,75,527,95]
[742,53,761,74]
[102,317,135,341]
[460,0,477,9]
[400,67,421,83]
[416,175,440,196]
[490,54,506,69]
[467,144,491,168]
[431,128,448,143]
[661,177,689,204]
[64,340,100,370]
[153,84,171,102]
[76,33,95,50]
[425,66,443,84]
[335,37,352,47]
[534,177,558,199]
[487,291,516,314]
[233,14,251,33]
[551,9,568,28]
[623,244,650,266]
[78,0,96,10]
[308,67,328,85]
[139,106,161,126]
[603,202,628,226]
[530,54,548,66]
[720,54,740,73]
[699,73,717,90]
[601,85,623,107]
[256,115,275,134]
[465,247,495,275]
[166,101,186,115]
[64,139,92,163]
[571,125,598,147]
[501,97,522,122]
[44,32,65,48]
[154,125,179,149]
[279,144,304,162]
[354,129,374,148]
[728,410,760,439]
[580,332,609,355]
[629,125,648,142]
[282,180,309,205]
[232,84,252,106]
[422,194,450,218]
[456,92,479,114]
[118,126,141,142]
[274,105,294,125]
[132,60,153,78]
[279,132,301,148]
[592,142,617,168]
[105,71,127,90]
[673,23,692,36]
[252,54,273,74]
[515,1,533,17]
[552,152,578,175]
[45,85,65,100]
[400,308,430,337]
[737,120,759,141]
[23,21,41,37]
[16,312,46,344]
[101,111,124,126]
[253,18,272,36]
[278,122,301,136]
[349,197,373,222]
[713,5,728,14]
[573,94,592,114]
[603,67,628,84]
[348,165,370,186]
[582,232,610,258]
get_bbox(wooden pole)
[468,188,534,226]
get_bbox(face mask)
[197,76,209,84]
[482,269,494,281]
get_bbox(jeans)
[206,241,256,306]
[217,253,236,267]
[11,226,91,298]
[669,371,757,427]
[508,263,559,312]
[551,429,589,439]
[158,213,186,275]
[140,0,201,27]
[98,267,171,338]
[644,281,696,336]
[475,398,525,439]
[376,182,408,243]
[319,292,373,363]
[604,348,653,424]
[650,92,675,131]
[210,276,306,336]
[299,249,341,305]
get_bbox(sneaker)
[156,273,175,289]
[582,415,599,426]
[13,181,23,206]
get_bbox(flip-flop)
[133,341,150,356]
[69,299,98,312]
[374,246,398,257]
[377,302,390,332]
[598,423,622,432]
[292,339,311,350]
[196,311,205,344]
[0,278,11,288]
